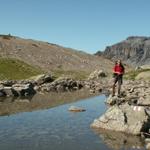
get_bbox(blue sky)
[0,0,150,54]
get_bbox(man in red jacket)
[112,59,125,97]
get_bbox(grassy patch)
[0,58,44,80]
[52,69,89,80]
[124,68,150,80]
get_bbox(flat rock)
[68,106,86,112]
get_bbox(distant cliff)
[96,36,150,66]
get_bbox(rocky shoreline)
[0,73,108,97]
[91,80,150,148]
[1,73,150,147]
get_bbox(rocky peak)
[96,36,150,66]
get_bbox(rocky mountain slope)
[96,36,150,66]
[0,34,113,77]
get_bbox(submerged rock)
[68,106,86,112]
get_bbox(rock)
[40,78,71,92]
[0,82,37,97]
[0,90,5,97]
[146,143,150,150]
[47,77,83,92]
[83,80,104,93]
[33,85,40,91]
[145,108,150,116]
[91,103,150,135]
[105,95,126,106]
[129,87,135,93]
[14,99,30,103]
[68,106,86,112]
[145,138,150,143]
[105,95,118,105]
[137,97,150,106]
[56,84,65,92]
[30,74,54,85]
[0,80,16,86]
[40,83,56,92]
[135,71,150,80]
[3,87,18,97]
[88,70,106,80]
[96,87,102,93]
[135,66,141,71]
[90,89,95,94]
[12,83,36,96]
[141,65,150,69]
[96,36,150,66]
[17,79,36,85]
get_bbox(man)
[112,59,125,97]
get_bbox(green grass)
[124,68,150,80]
[0,58,89,80]
[52,69,89,80]
[0,58,44,80]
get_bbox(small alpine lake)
[0,92,146,150]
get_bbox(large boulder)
[91,103,150,135]
[3,87,18,97]
[140,65,150,69]
[12,83,36,96]
[88,70,106,80]
[40,77,83,92]
[54,77,83,92]
[135,71,150,80]
[30,74,54,85]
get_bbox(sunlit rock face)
[91,103,150,135]
[96,36,150,66]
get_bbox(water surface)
[0,94,145,150]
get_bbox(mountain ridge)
[0,34,113,78]
[96,36,150,66]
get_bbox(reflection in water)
[0,93,147,150]
[0,90,95,116]
[0,95,109,150]
[92,129,145,150]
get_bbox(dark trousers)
[112,74,123,96]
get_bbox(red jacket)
[113,64,124,75]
